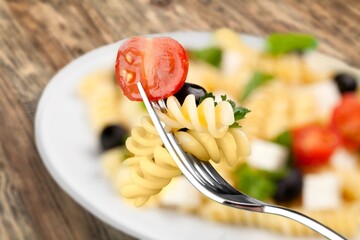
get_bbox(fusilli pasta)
[121,94,250,205]
[335,168,360,201]
[257,53,330,85]
[121,115,181,206]
[125,116,163,157]
[242,81,316,140]
[78,70,122,132]
[175,128,250,167]
[121,145,182,206]
[101,147,128,181]
[158,95,235,138]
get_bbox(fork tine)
[137,82,260,202]
[154,99,231,189]
[137,83,214,188]
[191,158,265,207]
[193,159,240,194]
[155,97,224,190]
[156,98,235,192]
[167,133,218,189]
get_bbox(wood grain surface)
[0,0,359,239]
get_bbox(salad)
[78,29,360,237]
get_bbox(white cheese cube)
[159,176,201,210]
[248,140,288,171]
[221,50,243,76]
[303,173,341,210]
[307,81,341,118]
[330,147,357,170]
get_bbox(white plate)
[35,32,357,240]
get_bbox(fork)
[137,82,346,240]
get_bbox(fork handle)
[263,205,347,240]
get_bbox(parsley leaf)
[234,163,277,201]
[198,93,250,128]
[198,92,216,105]
[189,47,222,68]
[265,33,318,55]
[214,94,250,128]
[226,98,236,109]
[233,106,251,121]
[240,72,274,102]
[229,122,240,128]
[272,130,294,167]
[273,130,292,149]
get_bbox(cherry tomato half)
[292,124,339,167]
[115,36,189,101]
[331,94,360,149]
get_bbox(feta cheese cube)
[307,81,341,118]
[159,176,201,210]
[303,173,342,210]
[248,140,288,171]
[221,50,243,75]
[330,147,357,170]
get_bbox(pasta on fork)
[121,95,250,206]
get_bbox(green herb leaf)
[265,167,288,180]
[240,72,274,102]
[272,130,294,167]
[233,106,251,121]
[234,164,277,200]
[219,95,250,127]
[198,92,216,104]
[265,33,318,55]
[226,98,236,109]
[189,47,222,68]
[273,130,292,149]
[229,122,240,128]
[199,93,250,128]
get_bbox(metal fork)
[137,82,346,240]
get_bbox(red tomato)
[331,94,360,149]
[292,124,339,167]
[115,36,189,101]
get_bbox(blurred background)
[0,0,359,239]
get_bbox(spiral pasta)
[242,81,316,140]
[121,96,250,206]
[121,146,182,206]
[335,168,360,201]
[125,115,163,157]
[158,95,235,138]
[120,115,178,206]
[101,147,128,181]
[256,53,330,84]
[78,70,116,100]
[78,70,123,132]
[175,128,250,167]
[121,117,250,205]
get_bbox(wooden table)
[1,0,359,239]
